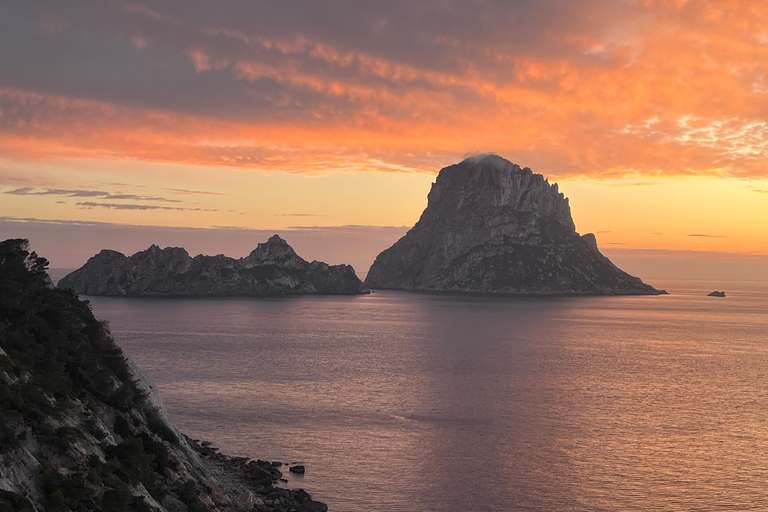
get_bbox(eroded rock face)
[58,235,368,296]
[365,154,664,295]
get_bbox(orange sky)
[1,1,767,273]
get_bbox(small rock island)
[707,291,726,297]
[58,235,368,296]
[365,154,665,295]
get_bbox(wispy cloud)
[688,234,726,238]
[5,187,181,203]
[76,202,217,211]
[602,181,667,188]
[164,188,227,196]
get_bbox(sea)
[57,272,768,511]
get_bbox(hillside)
[0,239,327,512]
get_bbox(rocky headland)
[0,239,327,512]
[58,235,367,297]
[365,154,665,295]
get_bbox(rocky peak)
[581,233,599,253]
[240,235,307,270]
[424,154,575,232]
[132,244,193,274]
[365,155,664,295]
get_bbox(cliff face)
[365,155,664,295]
[0,239,327,512]
[58,235,367,297]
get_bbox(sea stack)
[365,154,664,295]
[59,235,368,296]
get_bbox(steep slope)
[365,155,664,295]
[58,235,367,296]
[0,239,327,512]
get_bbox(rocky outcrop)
[707,291,726,297]
[0,238,327,512]
[365,154,664,295]
[58,235,368,296]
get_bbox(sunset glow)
[1,1,767,272]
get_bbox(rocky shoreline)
[184,437,326,512]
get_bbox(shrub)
[101,481,132,511]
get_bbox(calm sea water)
[84,280,768,512]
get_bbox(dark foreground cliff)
[0,239,327,512]
[365,155,664,295]
[58,235,367,297]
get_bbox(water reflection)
[88,285,768,511]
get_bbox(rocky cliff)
[0,239,327,512]
[365,154,664,295]
[58,235,367,296]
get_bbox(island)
[58,235,368,297]
[365,154,666,295]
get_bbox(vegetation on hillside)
[0,239,185,512]
[0,239,143,441]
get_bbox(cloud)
[688,234,726,238]
[4,187,181,202]
[1,2,768,179]
[275,213,323,217]
[602,181,668,187]
[76,202,217,211]
[164,188,226,196]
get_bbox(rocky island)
[365,154,665,295]
[0,239,327,512]
[58,235,367,297]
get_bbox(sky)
[1,1,767,281]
